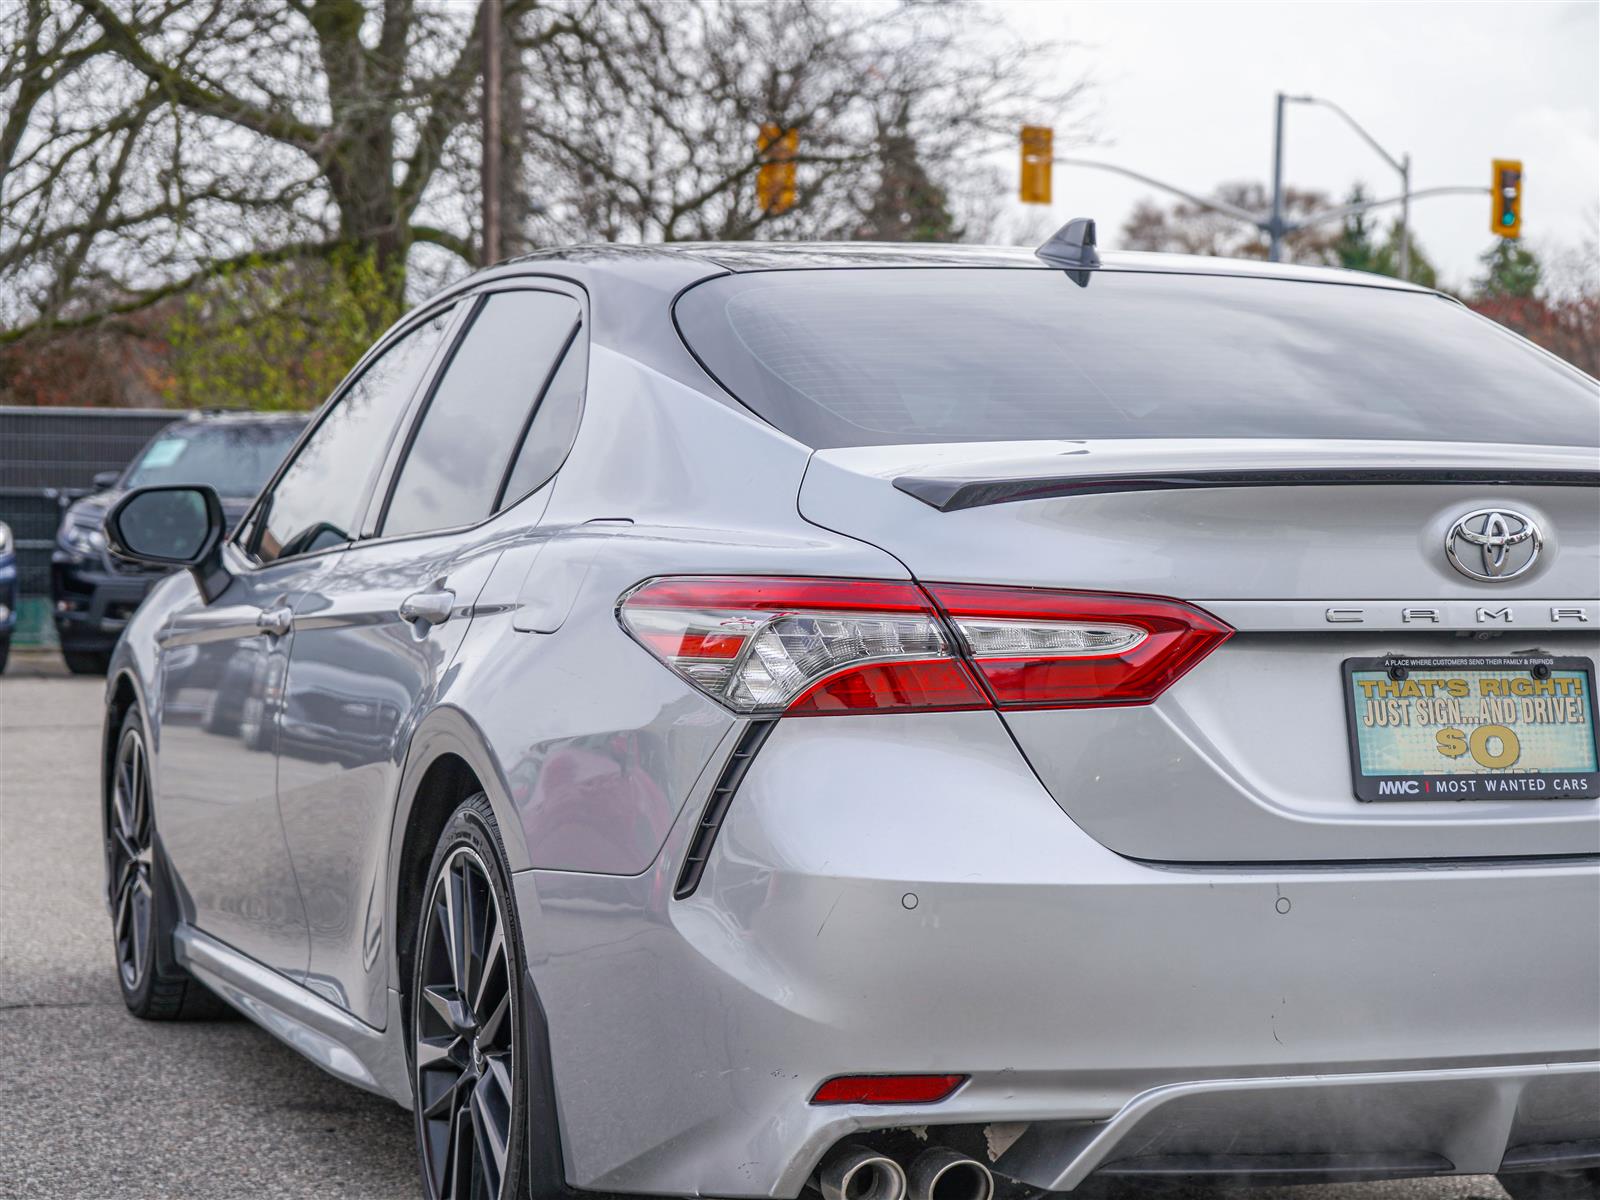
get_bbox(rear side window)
[674,268,1599,449]
[498,324,585,508]
[383,289,581,537]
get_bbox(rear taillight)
[618,577,988,715]
[619,577,1230,715]
[928,584,1232,708]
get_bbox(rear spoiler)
[894,467,1600,513]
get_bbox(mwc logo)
[1377,779,1421,796]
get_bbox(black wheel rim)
[415,846,516,1200]
[108,726,153,992]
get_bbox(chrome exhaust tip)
[907,1147,994,1200]
[817,1143,909,1200]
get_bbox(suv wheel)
[1497,1169,1600,1200]
[106,707,226,1019]
[412,794,531,1200]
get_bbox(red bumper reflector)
[810,1074,968,1105]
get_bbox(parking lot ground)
[1,671,1512,1200]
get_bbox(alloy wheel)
[415,846,517,1200]
[108,725,154,991]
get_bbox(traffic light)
[758,124,798,216]
[1491,159,1522,239]
[1020,125,1053,205]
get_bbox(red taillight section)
[619,576,1231,715]
[618,576,984,716]
[810,1074,967,1105]
[928,584,1232,708]
[788,660,987,715]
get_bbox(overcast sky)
[990,0,1599,291]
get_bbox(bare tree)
[509,0,1087,245]
[1,0,585,341]
[1,0,1087,405]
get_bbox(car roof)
[503,240,1435,294]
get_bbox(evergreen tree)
[1334,185,1378,272]
[1474,239,1543,299]
[1334,185,1437,286]
[852,101,962,243]
[1371,220,1439,289]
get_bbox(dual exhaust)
[817,1144,994,1200]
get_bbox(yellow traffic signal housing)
[1020,126,1053,205]
[1491,159,1522,239]
[758,124,798,216]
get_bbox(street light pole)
[1282,94,1411,279]
[1269,92,1286,262]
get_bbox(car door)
[275,284,586,1025]
[157,304,457,979]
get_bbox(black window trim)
[366,278,589,547]
[231,296,469,569]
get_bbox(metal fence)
[1,406,177,642]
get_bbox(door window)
[249,306,454,563]
[381,289,581,538]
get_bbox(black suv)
[52,411,305,673]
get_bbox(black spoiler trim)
[894,467,1600,512]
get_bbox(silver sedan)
[98,232,1600,1200]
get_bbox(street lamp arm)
[1053,157,1268,229]
[1291,95,1406,176]
[1285,185,1492,232]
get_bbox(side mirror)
[105,485,231,603]
[92,470,121,491]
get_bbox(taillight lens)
[617,577,988,715]
[929,584,1232,708]
[619,577,1230,715]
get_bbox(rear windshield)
[674,268,1599,449]
[124,421,305,496]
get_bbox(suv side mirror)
[105,485,231,603]
[92,470,121,491]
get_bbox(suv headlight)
[59,517,106,557]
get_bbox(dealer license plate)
[1343,655,1599,802]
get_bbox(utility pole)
[480,0,502,267]
[1268,92,1287,262]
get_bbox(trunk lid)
[799,438,1600,862]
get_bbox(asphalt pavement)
[0,656,1515,1200]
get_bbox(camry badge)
[1445,508,1542,582]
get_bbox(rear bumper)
[515,711,1600,1196]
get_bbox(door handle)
[255,606,293,638]
[399,589,455,627]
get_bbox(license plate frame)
[1342,654,1599,802]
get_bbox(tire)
[105,706,228,1020]
[1497,1169,1600,1200]
[411,794,541,1200]
[0,634,9,674]
[65,648,112,675]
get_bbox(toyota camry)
[98,225,1600,1200]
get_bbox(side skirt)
[173,924,413,1107]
